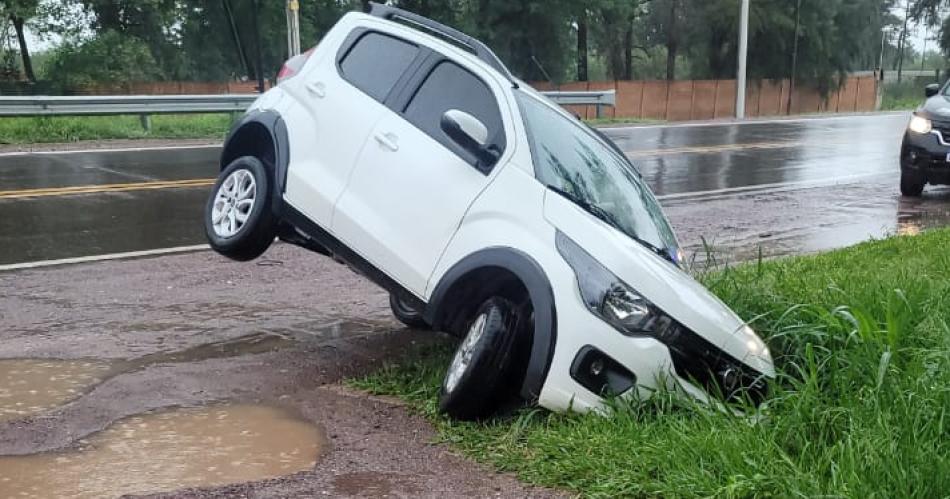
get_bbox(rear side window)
[403,61,505,164]
[339,32,418,102]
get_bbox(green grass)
[881,81,930,111]
[350,230,950,498]
[0,113,654,145]
[0,114,233,144]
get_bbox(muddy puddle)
[0,404,324,498]
[0,359,111,423]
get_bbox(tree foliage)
[7,0,912,93]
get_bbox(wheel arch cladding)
[220,110,290,216]
[425,247,557,400]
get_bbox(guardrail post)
[140,114,152,133]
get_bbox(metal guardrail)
[0,90,616,125]
[0,94,257,117]
[544,90,616,118]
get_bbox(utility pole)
[286,0,301,57]
[787,0,802,115]
[736,0,750,118]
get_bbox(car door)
[283,29,424,227]
[332,57,509,297]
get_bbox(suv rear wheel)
[389,293,431,329]
[205,156,278,261]
[438,297,521,420]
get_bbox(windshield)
[515,91,680,260]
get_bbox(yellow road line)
[0,139,837,200]
[0,178,216,200]
[625,140,810,157]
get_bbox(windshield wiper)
[547,186,674,264]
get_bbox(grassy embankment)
[0,114,232,144]
[350,230,950,498]
[881,80,930,111]
[0,113,665,145]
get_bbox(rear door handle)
[374,132,399,152]
[306,82,326,98]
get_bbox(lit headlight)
[909,115,932,134]
[556,231,672,337]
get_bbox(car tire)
[205,156,278,261]
[900,170,925,197]
[438,297,521,420]
[389,293,431,329]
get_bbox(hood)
[543,190,774,377]
[917,93,950,121]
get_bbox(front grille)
[931,120,950,143]
[659,322,769,405]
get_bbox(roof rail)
[366,2,517,85]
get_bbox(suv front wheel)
[438,297,521,420]
[900,170,925,197]
[205,156,278,261]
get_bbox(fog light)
[570,346,636,397]
[589,359,604,377]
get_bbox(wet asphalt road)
[1,112,949,266]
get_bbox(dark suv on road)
[901,82,950,196]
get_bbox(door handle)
[306,82,326,98]
[374,132,399,152]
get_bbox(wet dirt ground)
[2,113,949,497]
[0,245,562,497]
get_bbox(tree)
[44,29,161,87]
[589,0,647,80]
[1,0,39,81]
[577,7,588,81]
[681,0,895,94]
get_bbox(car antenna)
[531,55,558,91]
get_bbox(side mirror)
[925,83,940,98]
[440,109,499,170]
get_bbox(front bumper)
[902,129,950,185]
[538,268,769,413]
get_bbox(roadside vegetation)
[351,230,950,498]
[0,114,659,145]
[0,114,231,145]
[881,80,931,111]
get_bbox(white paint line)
[605,111,909,131]
[655,171,892,201]
[0,144,221,157]
[0,244,210,272]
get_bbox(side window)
[339,32,418,102]
[403,61,505,164]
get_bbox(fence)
[1,77,880,122]
[532,76,879,121]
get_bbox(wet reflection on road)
[0,404,323,498]
[668,184,950,264]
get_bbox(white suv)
[204,4,774,419]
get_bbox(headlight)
[556,230,673,338]
[909,115,932,134]
[740,325,769,357]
